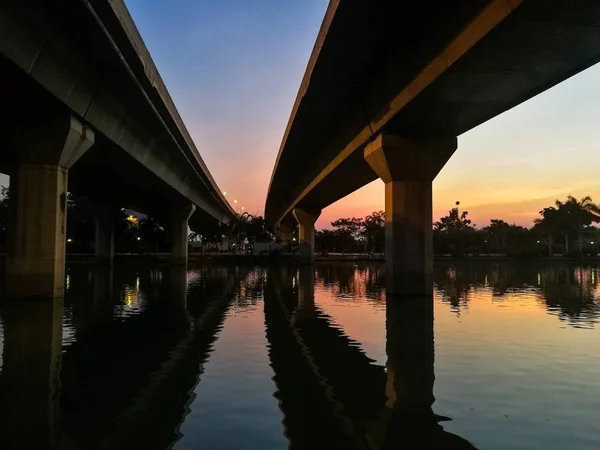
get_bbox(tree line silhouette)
[0,186,598,258]
[314,196,600,258]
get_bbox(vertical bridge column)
[170,203,196,265]
[365,134,456,296]
[292,208,321,264]
[94,204,115,264]
[7,115,94,298]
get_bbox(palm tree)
[563,196,600,256]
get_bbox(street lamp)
[223,191,227,196]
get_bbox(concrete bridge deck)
[265,0,600,295]
[0,0,235,297]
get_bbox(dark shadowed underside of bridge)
[266,0,600,228]
[0,0,234,224]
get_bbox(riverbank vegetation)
[314,196,600,258]
[0,185,598,258]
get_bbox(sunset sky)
[123,1,600,228]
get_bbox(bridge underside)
[266,0,600,292]
[0,0,233,296]
[268,0,600,227]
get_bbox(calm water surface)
[0,262,599,449]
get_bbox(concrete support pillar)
[170,203,196,265]
[292,208,321,264]
[365,134,456,296]
[94,205,115,264]
[7,115,94,298]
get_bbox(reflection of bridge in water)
[265,266,477,449]
[0,265,246,450]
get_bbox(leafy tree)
[331,217,364,253]
[315,229,337,254]
[534,206,562,256]
[561,196,600,256]
[138,217,166,253]
[483,219,511,254]
[433,202,476,256]
[66,193,95,251]
[362,211,385,253]
[434,201,474,232]
[535,196,600,256]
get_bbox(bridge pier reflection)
[296,266,316,322]
[164,265,189,312]
[381,295,475,449]
[0,298,64,449]
[265,266,476,449]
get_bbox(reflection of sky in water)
[314,263,600,450]
[1,263,598,449]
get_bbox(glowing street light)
[67,238,73,243]
[137,237,141,241]
[233,199,238,204]
[223,191,227,196]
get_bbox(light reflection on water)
[0,262,597,449]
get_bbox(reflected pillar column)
[170,203,196,265]
[383,296,476,448]
[166,265,189,313]
[365,134,456,296]
[6,115,94,298]
[296,265,316,321]
[384,296,436,446]
[0,300,64,449]
[93,265,115,324]
[293,208,321,264]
